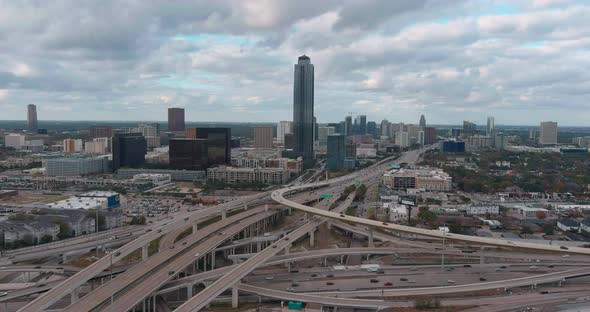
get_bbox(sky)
[0,0,589,126]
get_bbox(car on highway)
[370,279,379,283]
[0,292,8,297]
[0,267,6,270]
[34,265,41,269]
[408,280,416,283]
[400,278,408,281]
[311,274,317,277]
[560,246,569,250]
[410,267,417,271]
[168,271,175,275]
[326,282,334,285]
[479,277,487,281]
[265,276,274,280]
[291,283,299,287]
[529,266,538,269]
[384,282,393,286]
[326,274,334,277]
[562,254,570,258]
[463,264,472,268]
[36,284,46,288]
[447,280,456,284]
[286,287,295,292]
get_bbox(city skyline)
[0,1,589,125]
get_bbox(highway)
[173,191,356,311]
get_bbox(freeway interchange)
[1,147,589,311]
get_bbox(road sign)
[320,194,333,199]
[355,179,361,186]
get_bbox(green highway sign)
[320,194,333,199]
[355,179,361,186]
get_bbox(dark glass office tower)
[327,134,345,170]
[293,55,314,161]
[27,104,38,132]
[194,128,231,167]
[169,138,208,170]
[112,133,147,171]
[168,107,185,132]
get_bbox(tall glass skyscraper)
[293,55,314,161]
[27,104,38,131]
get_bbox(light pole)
[110,251,114,311]
[95,208,100,258]
[440,224,446,287]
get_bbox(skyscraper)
[193,128,231,167]
[167,107,185,132]
[486,116,495,135]
[318,126,335,147]
[367,121,377,138]
[463,121,477,136]
[112,133,147,172]
[27,104,38,132]
[327,134,345,170]
[293,55,314,161]
[539,121,558,145]
[254,126,273,148]
[344,116,353,137]
[380,119,390,138]
[277,121,292,144]
[419,115,426,128]
[169,138,208,170]
[354,115,367,135]
[89,126,113,139]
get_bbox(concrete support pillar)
[288,207,292,215]
[310,230,315,247]
[257,242,261,252]
[142,244,149,261]
[187,284,193,298]
[368,227,374,247]
[265,204,269,212]
[192,222,198,233]
[480,246,485,265]
[70,288,79,304]
[232,286,239,308]
[62,253,67,263]
[327,222,332,230]
[211,251,216,269]
[243,203,248,211]
[221,210,226,220]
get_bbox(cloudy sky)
[1,0,589,126]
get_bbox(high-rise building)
[418,131,425,146]
[4,134,26,149]
[344,116,353,136]
[169,138,208,170]
[63,138,83,153]
[486,116,495,135]
[529,128,537,140]
[277,121,292,144]
[327,134,345,170]
[313,116,318,141]
[133,124,160,149]
[423,127,437,145]
[318,126,336,147]
[284,133,294,149]
[494,133,508,150]
[367,121,377,138]
[380,119,390,138]
[254,126,273,148]
[89,126,113,139]
[293,55,314,161]
[539,121,558,145]
[193,128,231,167]
[419,115,426,128]
[463,121,477,136]
[167,107,185,132]
[354,115,367,135]
[27,104,38,132]
[112,133,147,171]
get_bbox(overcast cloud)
[0,0,589,125]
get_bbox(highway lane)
[173,191,356,311]
[17,192,271,312]
[64,206,270,311]
[98,208,279,311]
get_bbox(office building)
[277,121,292,144]
[89,126,113,139]
[419,115,426,128]
[494,133,508,150]
[486,116,495,135]
[45,157,109,176]
[423,127,437,145]
[4,134,26,149]
[27,104,38,132]
[192,128,231,167]
[284,133,294,149]
[344,116,353,136]
[293,55,314,161]
[318,126,335,148]
[313,116,318,141]
[63,138,83,153]
[463,121,477,136]
[112,133,147,171]
[380,120,390,138]
[327,134,345,170]
[396,132,409,148]
[354,115,367,135]
[254,126,273,148]
[418,131,425,146]
[167,107,185,132]
[539,121,558,145]
[367,121,377,138]
[169,138,208,170]
[439,140,466,153]
[383,167,452,191]
[529,128,537,140]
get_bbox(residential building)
[84,137,111,154]
[27,104,38,132]
[4,134,26,149]
[89,126,112,139]
[466,205,499,215]
[45,157,109,176]
[529,128,537,141]
[494,133,508,150]
[169,138,208,170]
[327,134,345,170]
[63,138,83,153]
[380,120,390,138]
[277,121,292,145]
[467,135,492,148]
[112,133,147,171]
[254,126,273,148]
[207,166,290,185]
[293,55,314,161]
[167,107,185,132]
[539,121,558,145]
[463,121,477,136]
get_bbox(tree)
[417,207,436,224]
[40,234,53,244]
[449,224,463,234]
[543,224,555,235]
[355,184,368,200]
[536,211,547,220]
[131,215,146,225]
[521,226,533,235]
[52,221,72,239]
